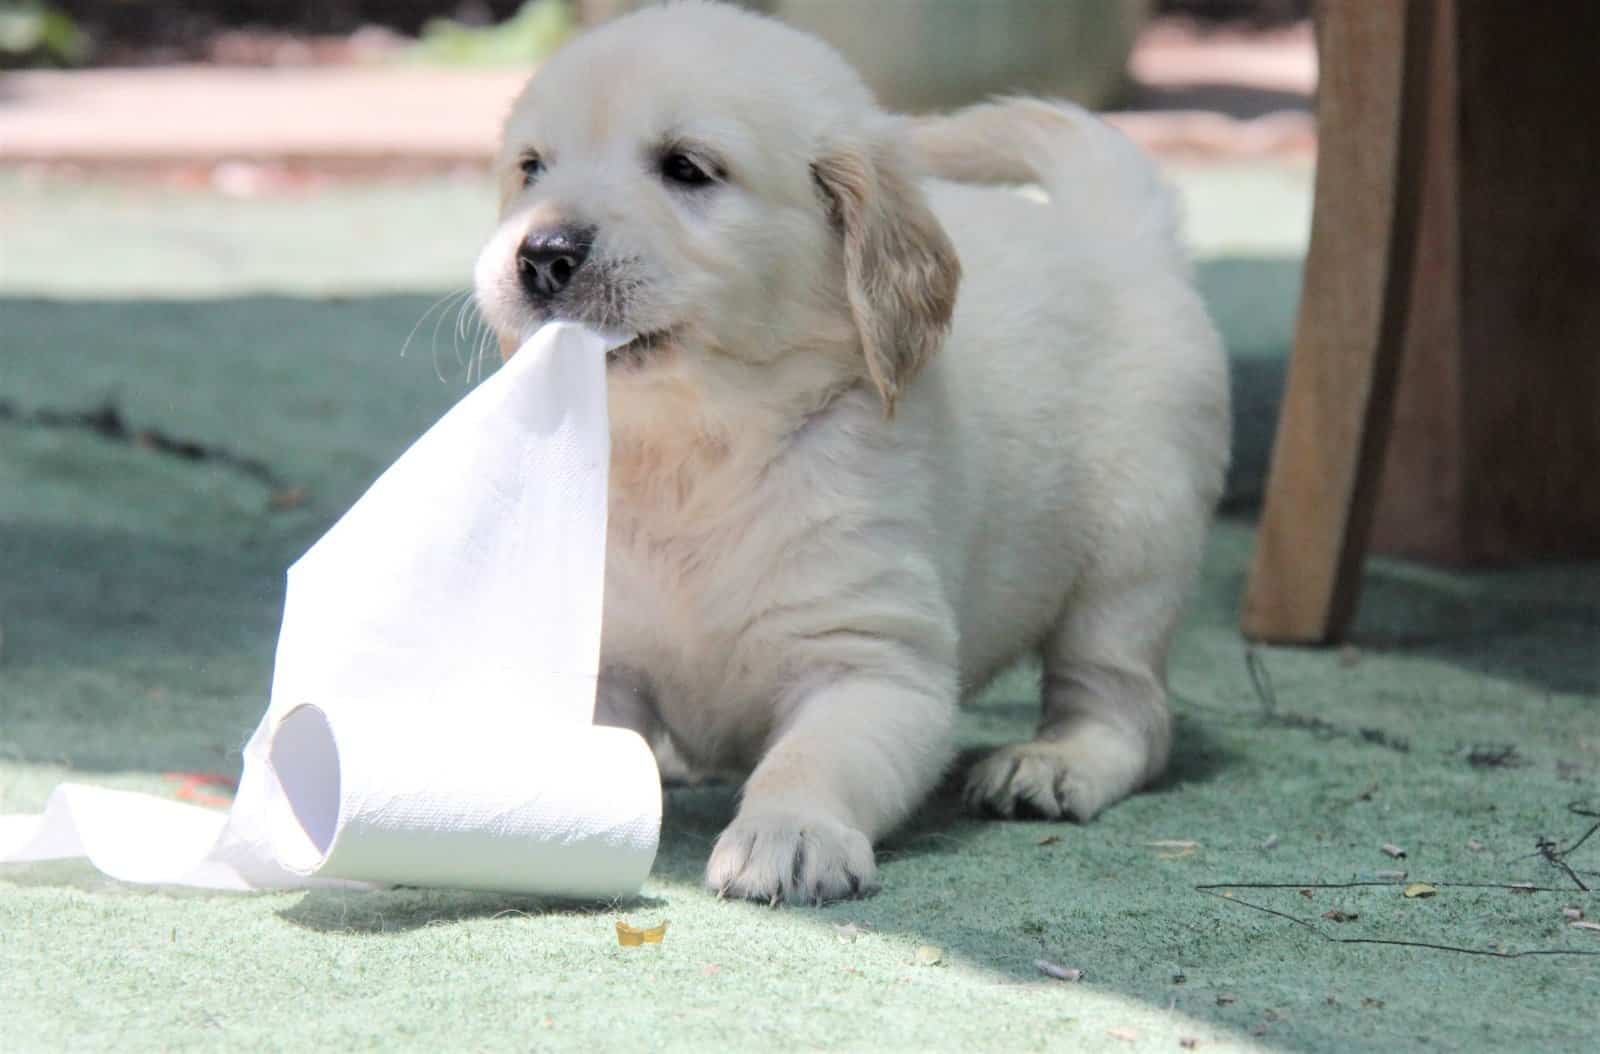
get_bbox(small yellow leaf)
[615,919,669,946]
[1403,883,1437,899]
[914,944,944,966]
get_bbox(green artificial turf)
[2,164,1596,1053]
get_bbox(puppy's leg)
[965,571,1187,822]
[706,670,955,904]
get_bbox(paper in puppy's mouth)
[515,311,677,370]
[605,328,676,370]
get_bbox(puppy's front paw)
[964,738,1138,822]
[705,808,878,906]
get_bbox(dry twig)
[1196,880,1600,960]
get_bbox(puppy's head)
[474,0,960,416]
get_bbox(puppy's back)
[909,98,1185,270]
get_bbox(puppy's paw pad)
[705,809,878,906]
[963,743,1105,822]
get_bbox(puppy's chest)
[599,493,795,760]
[596,395,917,762]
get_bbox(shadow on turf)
[279,887,669,934]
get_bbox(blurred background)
[0,1,1316,176]
[4,1,1310,75]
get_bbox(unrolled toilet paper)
[0,322,662,898]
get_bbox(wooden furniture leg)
[1241,1,1436,643]
[1370,0,1600,565]
[1245,0,1600,644]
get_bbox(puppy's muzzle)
[517,224,595,301]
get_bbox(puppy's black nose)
[517,225,594,300]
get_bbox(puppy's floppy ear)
[812,132,961,416]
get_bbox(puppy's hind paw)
[705,808,879,906]
[964,738,1140,822]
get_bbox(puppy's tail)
[907,97,1182,258]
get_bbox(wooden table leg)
[1371,0,1600,565]
[1241,1,1436,644]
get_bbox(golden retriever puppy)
[474,0,1230,903]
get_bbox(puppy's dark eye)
[519,154,545,185]
[660,151,715,188]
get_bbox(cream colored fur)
[474,1,1230,904]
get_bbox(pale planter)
[576,0,1151,111]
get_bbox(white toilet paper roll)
[1,322,663,897]
[266,704,660,896]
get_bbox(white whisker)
[399,289,470,367]
[427,289,471,385]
